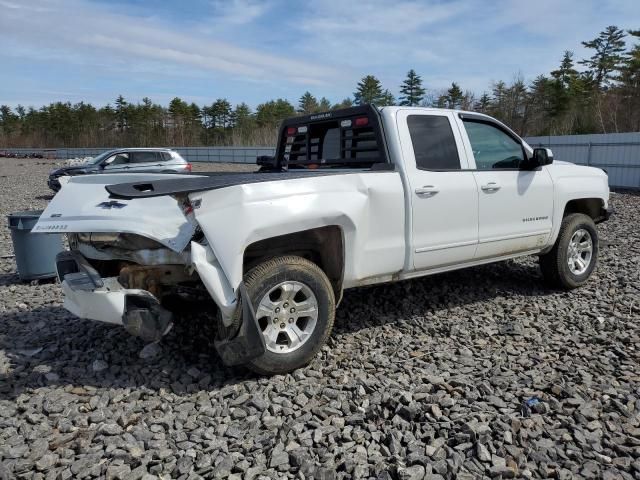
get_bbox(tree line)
[1,25,638,149]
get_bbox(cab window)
[463,121,525,170]
[407,115,461,170]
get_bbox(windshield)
[89,150,116,165]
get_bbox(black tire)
[539,213,599,289]
[230,255,335,375]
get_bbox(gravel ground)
[1,157,639,480]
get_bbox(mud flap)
[214,283,266,366]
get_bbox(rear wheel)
[229,256,335,375]
[539,213,598,289]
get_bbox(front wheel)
[539,213,599,289]
[231,256,336,375]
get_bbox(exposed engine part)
[118,265,196,298]
[75,242,190,266]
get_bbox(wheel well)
[563,198,605,222]
[243,226,344,301]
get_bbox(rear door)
[457,116,554,259]
[397,110,479,270]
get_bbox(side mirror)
[532,147,553,167]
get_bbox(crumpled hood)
[50,165,99,176]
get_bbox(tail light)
[185,163,192,172]
[354,117,369,127]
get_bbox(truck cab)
[384,107,607,271]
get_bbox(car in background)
[47,148,191,192]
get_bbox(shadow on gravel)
[0,272,58,287]
[0,272,20,286]
[334,259,552,332]
[0,259,552,399]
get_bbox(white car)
[34,105,611,375]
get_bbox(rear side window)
[407,115,460,170]
[130,152,159,163]
[161,152,172,161]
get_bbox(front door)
[459,118,554,259]
[102,152,130,172]
[397,110,479,271]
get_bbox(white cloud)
[2,0,639,106]
[209,0,271,25]
[0,0,338,86]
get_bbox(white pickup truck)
[34,105,611,374]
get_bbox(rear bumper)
[55,250,266,364]
[56,251,172,341]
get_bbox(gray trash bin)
[7,210,65,281]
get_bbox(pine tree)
[298,91,319,114]
[445,82,464,109]
[617,30,640,131]
[114,95,127,131]
[354,75,385,105]
[232,103,253,130]
[318,97,332,111]
[399,69,426,106]
[551,51,579,88]
[474,93,491,113]
[580,25,626,88]
[332,98,353,110]
[255,99,295,127]
[618,29,640,92]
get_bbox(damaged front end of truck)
[33,173,265,365]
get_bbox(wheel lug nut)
[280,323,285,329]
[283,302,289,308]
[290,308,295,313]
[288,318,294,323]
[275,307,280,313]
[273,318,278,323]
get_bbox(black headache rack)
[105,105,391,199]
[274,104,391,170]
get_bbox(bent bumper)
[56,251,172,341]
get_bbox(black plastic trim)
[213,283,266,366]
[55,250,104,290]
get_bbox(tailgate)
[33,173,198,252]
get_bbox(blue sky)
[1,0,639,110]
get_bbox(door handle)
[415,185,439,196]
[481,182,501,192]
